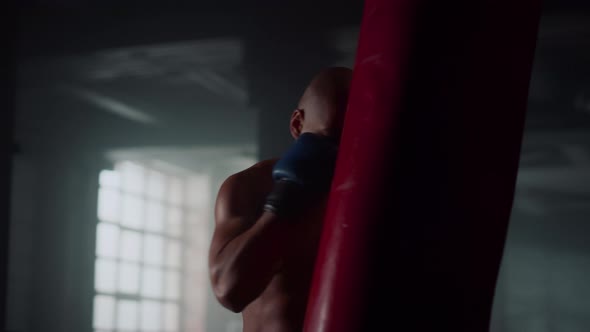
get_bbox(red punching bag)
[304,1,541,331]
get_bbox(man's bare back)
[211,159,327,332]
[241,160,327,332]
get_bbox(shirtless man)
[208,67,353,332]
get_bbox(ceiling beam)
[16,1,363,58]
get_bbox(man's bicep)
[210,175,256,258]
[215,173,260,222]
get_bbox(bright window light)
[93,295,115,329]
[95,259,117,293]
[143,234,164,266]
[116,300,139,330]
[121,194,143,229]
[117,262,140,294]
[97,187,121,223]
[119,230,141,262]
[145,202,165,233]
[118,162,145,194]
[141,267,163,298]
[93,160,211,332]
[140,300,163,331]
[96,223,119,258]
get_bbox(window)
[93,161,209,332]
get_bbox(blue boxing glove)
[264,132,339,216]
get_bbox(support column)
[1,4,16,329]
[30,150,105,332]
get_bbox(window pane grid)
[108,189,187,207]
[97,221,187,243]
[95,163,190,332]
[95,257,185,273]
[99,192,190,231]
[95,291,183,305]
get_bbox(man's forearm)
[210,211,295,312]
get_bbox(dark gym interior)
[3,1,590,331]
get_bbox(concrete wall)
[6,156,36,332]
[6,150,102,332]
[491,209,590,332]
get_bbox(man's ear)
[290,109,304,139]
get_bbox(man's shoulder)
[249,158,280,171]
[215,158,278,220]
[220,158,279,193]
[231,158,278,181]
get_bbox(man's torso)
[239,159,327,332]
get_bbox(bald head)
[290,67,353,141]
